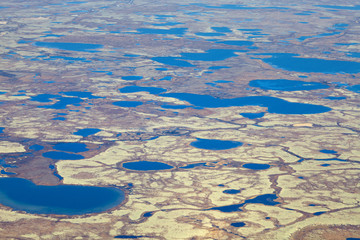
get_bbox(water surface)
[249,79,329,91]
[122,161,174,171]
[0,177,124,215]
[190,138,243,150]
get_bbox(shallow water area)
[0,177,125,215]
[122,161,174,171]
[190,138,243,150]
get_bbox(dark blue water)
[208,66,230,70]
[0,127,4,133]
[216,40,253,46]
[152,57,194,67]
[223,189,241,194]
[243,163,271,170]
[114,236,144,239]
[159,76,172,81]
[321,164,331,167]
[34,42,103,52]
[52,117,66,121]
[143,212,153,217]
[320,149,337,154]
[231,222,246,227]
[113,101,143,107]
[122,161,174,171]
[121,76,143,81]
[60,91,104,99]
[347,85,360,93]
[347,238,360,240]
[159,93,331,114]
[240,112,265,119]
[313,211,326,216]
[347,52,360,58]
[119,86,166,94]
[73,128,101,137]
[32,95,83,109]
[136,28,187,35]
[1,170,16,175]
[0,177,124,215]
[249,79,329,91]
[325,96,346,100]
[29,144,44,151]
[261,53,360,74]
[43,151,84,160]
[190,138,243,150]
[208,194,280,212]
[52,142,88,153]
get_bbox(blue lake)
[249,79,329,91]
[325,96,346,100]
[43,151,84,160]
[159,92,331,114]
[208,194,280,212]
[113,101,143,107]
[119,86,167,94]
[240,112,265,119]
[122,161,174,171]
[195,32,226,37]
[261,53,360,74]
[243,163,271,170]
[190,138,243,150]
[73,128,101,137]
[211,27,232,33]
[1,170,16,175]
[114,236,144,239]
[0,177,125,215]
[31,94,83,109]
[347,85,360,93]
[231,222,246,227]
[121,76,143,81]
[52,142,88,153]
[34,42,103,52]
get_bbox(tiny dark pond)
[249,79,329,91]
[34,42,103,52]
[240,112,265,119]
[320,149,337,154]
[223,189,241,194]
[159,93,331,114]
[143,211,153,217]
[243,163,271,170]
[121,76,143,81]
[190,138,243,150]
[73,128,101,137]
[325,96,346,100]
[43,151,84,160]
[119,86,167,94]
[122,161,174,171]
[231,222,246,227]
[1,170,16,175]
[0,177,124,215]
[208,194,280,212]
[113,101,143,107]
[114,236,144,239]
[313,211,326,216]
[52,142,88,153]
[261,53,360,73]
